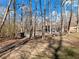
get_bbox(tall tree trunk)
[21,7,23,33]
[13,0,16,37]
[76,0,79,32]
[39,0,44,39]
[29,0,33,39]
[42,0,46,39]
[48,0,52,34]
[60,0,63,38]
[67,0,72,33]
[8,8,11,37]
[33,0,37,37]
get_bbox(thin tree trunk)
[76,0,79,32]
[21,7,23,33]
[13,0,16,37]
[67,0,72,33]
[33,0,37,37]
[60,0,63,38]
[48,0,52,34]
[42,0,46,39]
[8,8,11,37]
[39,0,44,39]
[29,0,33,39]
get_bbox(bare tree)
[48,0,52,34]
[60,0,64,37]
[20,4,24,33]
[67,0,73,33]
[29,0,33,39]
[0,0,12,33]
[42,0,46,39]
[13,0,16,37]
[76,0,79,32]
[61,0,67,33]
[39,0,44,39]
[58,0,69,34]
[33,0,38,37]
[7,8,11,37]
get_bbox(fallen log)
[0,37,30,57]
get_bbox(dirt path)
[0,39,49,59]
[0,34,79,59]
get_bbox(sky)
[0,0,78,19]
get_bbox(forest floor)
[0,32,79,59]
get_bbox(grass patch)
[59,47,79,59]
[32,46,79,59]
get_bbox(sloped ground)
[0,32,79,59]
[1,38,49,59]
